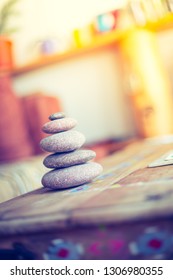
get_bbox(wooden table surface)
[0,138,173,237]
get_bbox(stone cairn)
[40,112,103,189]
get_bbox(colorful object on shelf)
[44,239,84,260]
[73,24,95,47]
[33,35,73,57]
[94,10,120,33]
[40,40,56,55]
[40,112,103,189]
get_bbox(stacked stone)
[40,112,103,189]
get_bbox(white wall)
[8,0,134,143]
[13,49,135,143]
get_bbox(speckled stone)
[49,112,66,121]
[42,117,77,134]
[42,162,103,189]
[40,130,85,153]
[43,149,96,168]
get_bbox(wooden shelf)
[146,13,173,31]
[11,29,127,77]
[2,13,173,77]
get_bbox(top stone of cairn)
[49,112,66,121]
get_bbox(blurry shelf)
[2,13,173,77]
[11,29,126,77]
[146,13,173,31]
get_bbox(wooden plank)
[0,140,173,236]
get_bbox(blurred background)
[1,0,173,201]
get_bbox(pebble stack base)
[42,162,103,189]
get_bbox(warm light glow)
[121,29,173,137]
